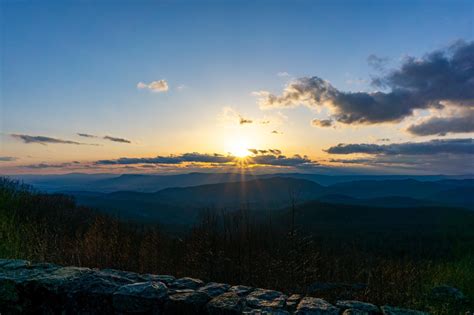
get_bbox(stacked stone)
[0,259,428,314]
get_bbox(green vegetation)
[0,177,473,314]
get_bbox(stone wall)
[0,259,428,314]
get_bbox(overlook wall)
[0,259,428,314]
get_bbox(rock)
[207,292,244,315]
[336,300,379,313]
[243,307,290,314]
[113,281,168,312]
[61,270,125,313]
[101,268,152,283]
[0,259,31,270]
[286,294,302,311]
[164,290,210,314]
[144,274,176,285]
[0,259,434,315]
[245,289,287,309]
[430,285,466,302]
[381,305,429,315]
[171,277,205,290]
[295,297,339,314]
[199,282,231,298]
[229,285,254,296]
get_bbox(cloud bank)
[407,109,474,136]
[96,150,313,167]
[326,138,473,155]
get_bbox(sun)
[227,136,251,158]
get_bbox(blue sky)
[1,0,473,174]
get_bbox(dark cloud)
[256,41,474,127]
[268,149,282,155]
[377,138,390,142]
[96,153,234,165]
[23,161,81,169]
[0,156,17,162]
[239,117,253,125]
[96,150,313,167]
[330,154,474,174]
[407,109,474,136]
[103,136,131,143]
[271,130,282,134]
[248,148,283,155]
[11,134,91,145]
[311,119,333,127]
[326,138,473,155]
[77,133,97,138]
[251,154,313,166]
[329,158,375,164]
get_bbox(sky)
[1,0,473,175]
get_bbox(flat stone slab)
[245,289,287,309]
[207,292,244,315]
[171,276,205,290]
[199,282,232,298]
[337,300,379,313]
[295,297,339,314]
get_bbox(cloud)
[255,40,474,127]
[95,150,314,167]
[219,107,256,126]
[0,156,17,162]
[329,158,375,164]
[271,130,282,134]
[96,153,234,165]
[77,133,98,138]
[78,133,132,143]
[23,161,81,169]
[103,136,132,143]
[251,154,313,166]
[277,71,290,77]
[11,134,93,145]
[311,119,333,127]
[329,154,474,174]
[325,138,473,155]
[367,54,389,71]
[239,117,253,125]
[407,108,474,136]
[137,80,169,92]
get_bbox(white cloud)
[137,80,169,92]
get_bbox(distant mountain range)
[11,172,474,193]
[49,176,472,226]
[8,173,473,227]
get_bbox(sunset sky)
[1,0,473,174]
